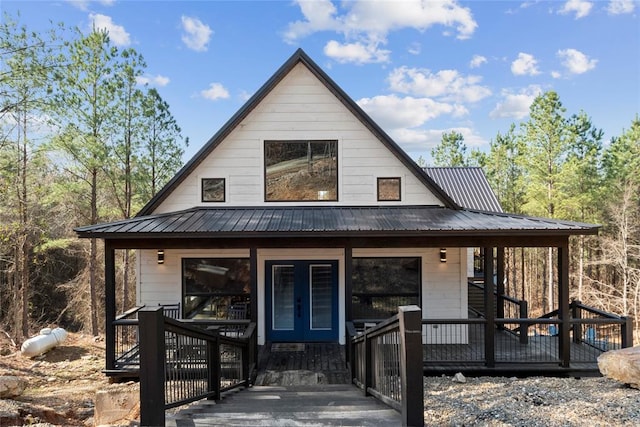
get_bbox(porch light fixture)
[157,250,165,264]
[440,248,447,263]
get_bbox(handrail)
[138,307,257,426]
[467,280,522,305]
[349,306,423,427]
[572,300,626,319]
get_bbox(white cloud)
[607,0,635,15]
[136,74,170,87]
[557,48,597,74]
[284,0,477,63]
[408,42,421,56]
[391,127,486,155]
[470,55,487,68]
[511,53,540,76]
[88,13,130,46]
[323,40,390,64]
[490,85,542,119]
[67,0,114,11]
[388,66,491,103]
[357,95,466,130]
[200,83,229,101]
[551,71,562,79]
[181,16,213,52]
[558,0,593,19]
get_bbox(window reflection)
[265,140,337,201]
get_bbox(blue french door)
[266,260,338,342]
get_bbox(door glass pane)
[272,265,295,330]
[310,265,332,330]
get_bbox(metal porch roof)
[75,206,598,239]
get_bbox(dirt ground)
[0,331,110,426]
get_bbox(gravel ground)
[424,375,640,426]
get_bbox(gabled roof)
[76,205,598,239]
[424,167,503,212]
[137,48,458,216]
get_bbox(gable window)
[264,140,338,201]
[377,177,401,201]
[351,257,420,319]
[183,258,250,319]
[202,178,225,202]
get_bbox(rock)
[0,376,27,398]
[94,383,140,427]
[452,372,467,384]
[598,346,640,389]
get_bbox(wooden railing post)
[571,300,582,344]
[622,317,634,348]
[364,329,373,397]
[208,332,221,401]
[398,305,424,427]
[139,307,166,427]
[519,300,529,344]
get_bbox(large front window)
[264,140,338,201]
[182,258,250,319]
[352,257,421,319]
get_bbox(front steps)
[166,385,402,426]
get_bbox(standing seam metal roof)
[424,167,503,212]
[75,206,598,238]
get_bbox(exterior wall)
[154,63,443,213]
[136,246,468,345]
[136,249,250,308]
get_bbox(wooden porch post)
[496,247,505,321]
[398,305,424,427]
[483,247,495,368]
[558,241,570,368]
[105,240,116,372]
[139,307,166,427]
[345,245,353,322]
[250,248,257,323]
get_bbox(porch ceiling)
[75,205,598,240]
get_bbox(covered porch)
[73,205,630,378]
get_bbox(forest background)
[1,14,638,345]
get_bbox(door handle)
[297,297,302,318]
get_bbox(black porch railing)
[138,307,257,426]
[422,306,632,369]
[347,305,424,427]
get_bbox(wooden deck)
[255,342,351,385]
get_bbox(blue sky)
[4,0,639,163]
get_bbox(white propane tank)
[20,327,68,357]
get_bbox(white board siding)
[137,246,468,346]
[137,249,250,310]
[153,63,443,213]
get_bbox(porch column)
[345,245,353,321]
[558,241,570,367]
[105,240,116,371]
[496,247,505,321]
[483,247,495,368]
[250,248,257,323]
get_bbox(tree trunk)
[90,167,99,336]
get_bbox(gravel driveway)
[424,375,640,426]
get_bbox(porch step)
[166,385,401,426]
[254,343,351,386]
